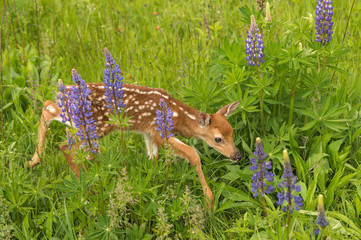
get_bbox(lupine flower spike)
[104,47,126,114]
[156,98,174,139]
[245,15,265,66]
[250,137,275,197]
[277,150,303,213]
[265,2,272,22]
[57,79,73,126]
[314,194,329,235]
[69,69,99,153]
[315,0,334,45]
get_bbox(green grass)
[1,0,361,239]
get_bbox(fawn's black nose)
[230,151,241,162]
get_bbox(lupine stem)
[288,88,294,127]
[286,178,292,239]
[259,160,268,216]
[288,72,299,126]
[109,63,126,166]
[255,62,265,136]
[162,159,170,193]
[320,45,327,82]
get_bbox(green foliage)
[0,0,360,239]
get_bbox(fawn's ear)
[216,100,240,117]
[198,112,211,127]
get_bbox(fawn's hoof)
[27,158,39,168]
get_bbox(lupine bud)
[265,2,272,22]
[277,150,303,213]
[245,15,265,67]
[156,98,174,139]
[103,47,126,114]
[250,137,275,197]
[316,194,329,229]
[315,0,334,44]
[257,0,265,11]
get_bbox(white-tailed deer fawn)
[28,83,241,208]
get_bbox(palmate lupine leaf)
[299,97,349,133]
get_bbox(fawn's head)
[197,101,241,162]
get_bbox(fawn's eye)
[215,137,222,143]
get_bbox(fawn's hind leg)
[28,100,62,167]
[59,143,80,177]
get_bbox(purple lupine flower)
[245,15,264,66]
[250,138,275,197]
[103,47,126,114]
[315,0,334,44]
[314,227,320,235]
[316,194,329,230]
[156,98,174,139]
[69,69,98,153]
[57,79,74,125]
[66,128,75,150]
[277,150,303,213]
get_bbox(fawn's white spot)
[142,112,151,116]
[134,101,139,104]
[186,113,196,120]
[125,106,134,112]
[173,112,178,117]
[171,101,177,105]
[152,103,157,107]
[46,105,56,113]
[139,105,145,110]
[98,116,103,120]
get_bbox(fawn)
[28,82,241,208]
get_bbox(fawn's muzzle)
[230,151,241,162]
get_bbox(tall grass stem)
[330,0,355,82]
[12,0,26,65]
[1,0,6,144]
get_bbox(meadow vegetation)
[0,0,360,239]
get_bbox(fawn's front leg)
[29,100,62,167]
[156,136,214,209]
